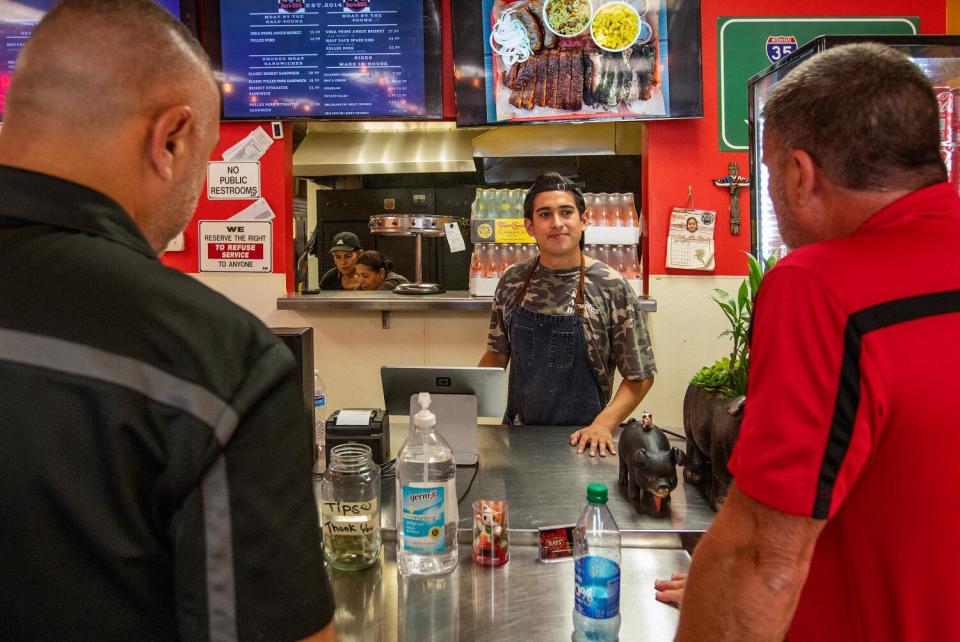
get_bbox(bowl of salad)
[542,0,594,38]
[590,1,642,52]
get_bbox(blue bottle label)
[401,484,446,554]
[574,556,621,619]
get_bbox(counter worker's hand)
[653,572,688,607]
[569,423,617,457]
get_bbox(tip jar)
[319,443,382,571]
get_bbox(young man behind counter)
[479,173,656,456]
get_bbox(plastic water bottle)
[573,483,621,641]
[313,369,327,475]
[396,392,459,576]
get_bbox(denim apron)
[504,256,605,426]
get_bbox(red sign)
[207,243,265,260]
[0,72,12,114]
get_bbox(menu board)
[1,0,186,120]
[452,0,702,127]
[218,0,440,119]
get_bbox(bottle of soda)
[396,393,459,576]
[572,483,621,641]
[470,248,483,280]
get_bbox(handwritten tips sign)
[207,161,261,200]
[198,221,272,272]
[320,499,379,537]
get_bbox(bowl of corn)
[590,1,642,53]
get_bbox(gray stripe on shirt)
[0,327,241,639]
[0,327,239,443]
[203,457,237,641]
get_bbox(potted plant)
[682,253,777,511]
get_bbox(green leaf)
[737,281,749,313]
[717,303,737,325]
[765,252,779,273]
[747,253,762,299]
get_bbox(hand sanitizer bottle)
[396,393,459,576]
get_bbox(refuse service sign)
[198,221,272,272]
[206,161,261,200]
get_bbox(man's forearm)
[478,349,509,368]
[592,376,653,430]
[676,486,821,641]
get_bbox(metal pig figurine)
[618,414,686,514]
[682,386,746,512]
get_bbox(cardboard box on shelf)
[470,276,500,298]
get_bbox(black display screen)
[0,1,196,121]
[213,0,442,120]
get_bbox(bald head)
[6,0,216,130]
[0,0,221,253]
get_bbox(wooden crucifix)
[712,162,750,235]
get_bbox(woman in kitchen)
[355,250,410,291]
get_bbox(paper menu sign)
[666,208,716,270]
[227,197,276,222]
[222,126,274,162]
[444,222,466,253]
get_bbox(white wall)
[191,273,745,428]
[640,275,744,425]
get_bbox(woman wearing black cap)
[478,172,656,457]
[319,231,363,290]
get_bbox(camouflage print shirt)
[487,257,656,401]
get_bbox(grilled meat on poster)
[490,0,666,119]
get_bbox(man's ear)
[523,216,534,237]
[149,105,195,181]
[787,148,818,209]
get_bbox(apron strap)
[514,254,587,317]
[514,256,539,306]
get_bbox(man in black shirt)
[0,1,335,640]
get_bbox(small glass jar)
[319,443,382,571]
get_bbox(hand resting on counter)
[569,422,618,457]
[654,572,687,607]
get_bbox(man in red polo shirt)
[660,43,960,640]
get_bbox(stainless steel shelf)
[277,291,657,312]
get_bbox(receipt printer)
[324,409,390,465]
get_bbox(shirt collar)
[0,165,156,259]
[856,181,960,236]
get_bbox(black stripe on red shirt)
[814,289,960,518]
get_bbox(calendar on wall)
[666,207,716,271]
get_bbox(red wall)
[161,121,295,292]
[644,1,946,277]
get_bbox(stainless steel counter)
[328,543,689,642]
[380,424,715,541]
[277,291,658,313]
[322,423,703,639]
